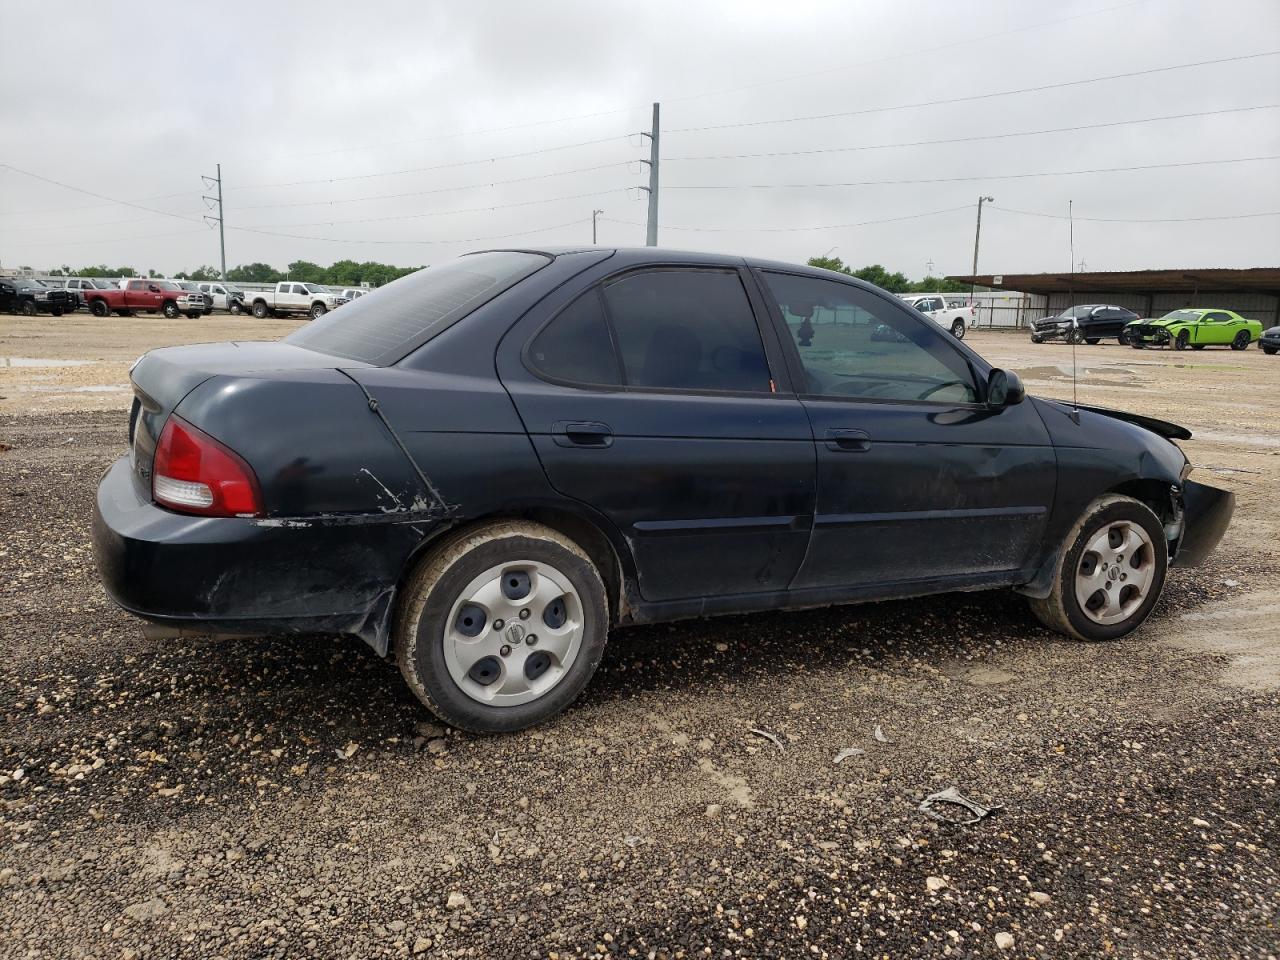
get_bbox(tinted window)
[600,269,770,392]
[762,272,978,404]
[288,251,548,366]
[528,290,621,386]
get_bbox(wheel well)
[395,509,630,628]
[1108,479,1174,523]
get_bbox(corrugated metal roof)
[946,267,1280,295]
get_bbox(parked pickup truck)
[246,282,348,320]
[61,277,118,309]
[84,279,208,319]
[1,278,75,316]
[196,281,247,313]
[900,294,973,339]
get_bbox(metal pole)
[592,208,604,244]
[645,103,659,246]
[216,164,226,281]
[971,196,993,324]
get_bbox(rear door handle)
[552,421,613,448]
[824,428,871,452]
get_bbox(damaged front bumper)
[91,455,442,654]
[1169,479,1234,567]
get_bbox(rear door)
[755,269,1057,590]
[497,264,816,603]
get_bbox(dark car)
[92,248,1234,733]
[1261,326,1280,355]
[1,278,75,316]
[1030,304,1140,344]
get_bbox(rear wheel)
[1174,330,1190,350]
[950,318,965,339]
[395,521,609,733]
[90,299,109,318]
[1028,495,1167,642]
[1231,330,1251,351]
[51,307,63,317]
[251,300,269,319]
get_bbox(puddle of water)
[1,357,96,368]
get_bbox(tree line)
[806,256,970,293]
[45,259,422,287]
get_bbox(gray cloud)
[2,0,1277,276]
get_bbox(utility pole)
[971,195,994,323]
[202,164,227,280]
[639,103,660,246]
[592,208,604,244]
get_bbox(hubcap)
[1074,520,1156,625]
[442,560,584,706]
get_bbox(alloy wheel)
[443,560,584,706]
[1074,520,1156,625]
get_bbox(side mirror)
[987,368,1025,408]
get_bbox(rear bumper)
[92,456,438,651]
[1171,479,1234,567]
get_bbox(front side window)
[762,272,978,404]
[600,269,771,392]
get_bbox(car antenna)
[1068,199,1080,423]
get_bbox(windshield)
[287,251,550,365]
[1160,310,1202,322]
[302,283,331,294]
[1056,305,1095,319]
[92,279,114,289]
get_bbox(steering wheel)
[918,379,969,401]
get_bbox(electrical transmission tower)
[202,164,226,280]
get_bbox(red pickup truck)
[84,279,207,319]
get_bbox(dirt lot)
[1,314,1277,959]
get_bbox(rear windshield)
[287,252,549,365]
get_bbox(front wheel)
[1174,330,1189,350]
[309,302,328,320]
[1230,331,1251,351]
[394,521,609,733]
[162,301,180,319]
[1028,495,1167,642]
[950,318,965,339]
[229,300,243,315]
[19,300,36,316]
[1263,345,1278,355]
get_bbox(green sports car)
[1125,308,1263,351]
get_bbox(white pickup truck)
[900,294,974,339]
[245,282,348,320]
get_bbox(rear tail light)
[152,416,262,517]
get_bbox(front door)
[498,265,815,603]
[755,269,1057,591]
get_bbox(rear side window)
[529,290,621,386]
[288,251,549,365]
[601,269,770,392]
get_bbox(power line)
[666,51,1280,134]
[0,190,200,218]
[602,205,975,233]
[233,161,638,212]
[0,164,204,226]
[245,188,633,231]
[993,206,1280,224]
[228,218,590,246]
[667,155,1280,190]
[230,134,640,191]
[665,104,1280,162]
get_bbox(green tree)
[226,262,283,283]
[806,255,853,275]
[286,260,326,283]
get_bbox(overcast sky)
[2,0,1278,277]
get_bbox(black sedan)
[93,248,1234,732]
[1261,325,1280,355]
[1030,304,1140,344]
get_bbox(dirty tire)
[950,319,965,339]
[309,302,327,320]
[251,300,269,319]
[394,521,609,734]
[1028,494,1168,642]
[229,300,243,315]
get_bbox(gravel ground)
[1,317,1277,959]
